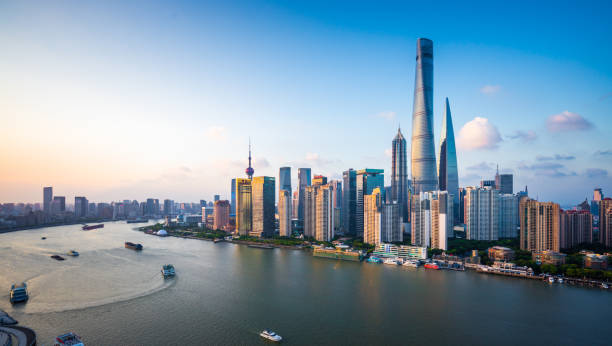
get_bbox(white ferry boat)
[383,257,399,265]
[161,264,176,278]
[54,332,84,346]
[260,330,282,342]
[402,260,419,268]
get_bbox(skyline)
[1,1,612,205]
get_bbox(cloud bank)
[546,111,593,132]
[457,117,502,150]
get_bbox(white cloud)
[546,111,593,132]
[375,111,396,120]
[457,117,502,150]
[204,126,227,141]
[480,85,501,94]
[384,148,392,157]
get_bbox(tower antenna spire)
[246,137,254,180]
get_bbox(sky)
[1,0,611,206]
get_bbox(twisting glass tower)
[438,97,459,224]
[391,127,409,223]
[410,38,438,194]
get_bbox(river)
[0,221,609,345]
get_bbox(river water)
[0,221,610,345]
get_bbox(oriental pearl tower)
[245,138,254,180]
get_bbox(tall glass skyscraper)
[342,169,357,236]
[410,38,438,194]
[437,97,459,224]
[356,169,384,237]
[391,127,409,223]
[230,178,236,216]
[251,176,275,238]
[279,167,291,194]
[297,168,312,221]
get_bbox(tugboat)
[54,332,84,346]
[66,250,79,257]
[51,255,66,261]
[260,330,282,342]
[161,264,175,278]
[124,242,143,251]
[9,283,29,304]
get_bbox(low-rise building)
[584,254,608,270]
[532,250,567,265]
[488,246,515,262]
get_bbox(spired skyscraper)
[410,38,438,194]
[437,97,459,224]
[391,127,409,223]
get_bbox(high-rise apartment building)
[411,191,451,250]
[235,178,252,236]
[411,38,438,194]
[43,186,53,214]
[600,198,612,247]
[342,169,357,235]
[519,199,561,252]
[364,188,383,245]
[560,210,592,249]
[292,191,299,219]
[74,196,88,218]
[163,199,174,216]
[279,189,292,237]
[297,168,312,221]
[329,180,342,235]
[52,196,66,213]
[213,200,230,231]
[303,185,317,238]
[437,98,459,225]
[251,176,275,238]
[315,184,334,242]
[391,128,409,223]
[356,169,384,237]
[499,194,519,238]
[464,187,500,241]
[495,171,513,195]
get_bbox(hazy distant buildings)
[52,196,65,214]
[560,210,592,249]
[297,168,312,222]
[43,186,53,214]
[520,199,561,252]
[391,128,409,223]
[163,199,174,216]
[342,169,357,236]
[411,38,438,194]
[230,178,236,216]
[213,200,230,231]
[437,98,459,224]
[279,189,292,237]
[74,196,88,218]
[464,187,499,241]
[235,178,252,236]
[356,169,384,237]
[251,176,275,237]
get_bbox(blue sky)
[0,0,611,205]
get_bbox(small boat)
[402,260,419,268]
[248,244,274,249]
[126,219,148,224]
[9,282,29,304]
[82,224,104,231]
[557,277,564,283]
[41,237,47,240]
[54,332,84,346]
[602,283,609,289]
[125,242,143,251]
[367,256,382,263]
[213,238,224,243]
[548,276,555,283]
[424,263,439,270]
[51,255,65,261]
[161,264,175,278]
[383,257,399,265]
[66,250,79,257]
[260,330,282,342]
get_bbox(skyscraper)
[52,196,66,213]
[391,127,409,223]
[163,199,174,216]
[495,166,513,194]
[600,198,612,247]
[279,189,292,237]
[315,184,335,242]
[411,191,451,250]
[411,38,438,194]
[464,187,500,241]
[245,139,254,180]
[235,178,252,236]
[342,169,357,235]
[499,194,519,238]
[74,196,89,218]
[230,178,236,216]
[364,188,383,245]
[297,168,312,221]
[251,176,275,238]
[213,200,230,231]
[43,186,53,214]
[560,210,592,248]
[356,169,384,237]
[437,98,459,224]
[279,167,291,194]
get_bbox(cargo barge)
[125,242,143,251]
[82,224,104,231]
